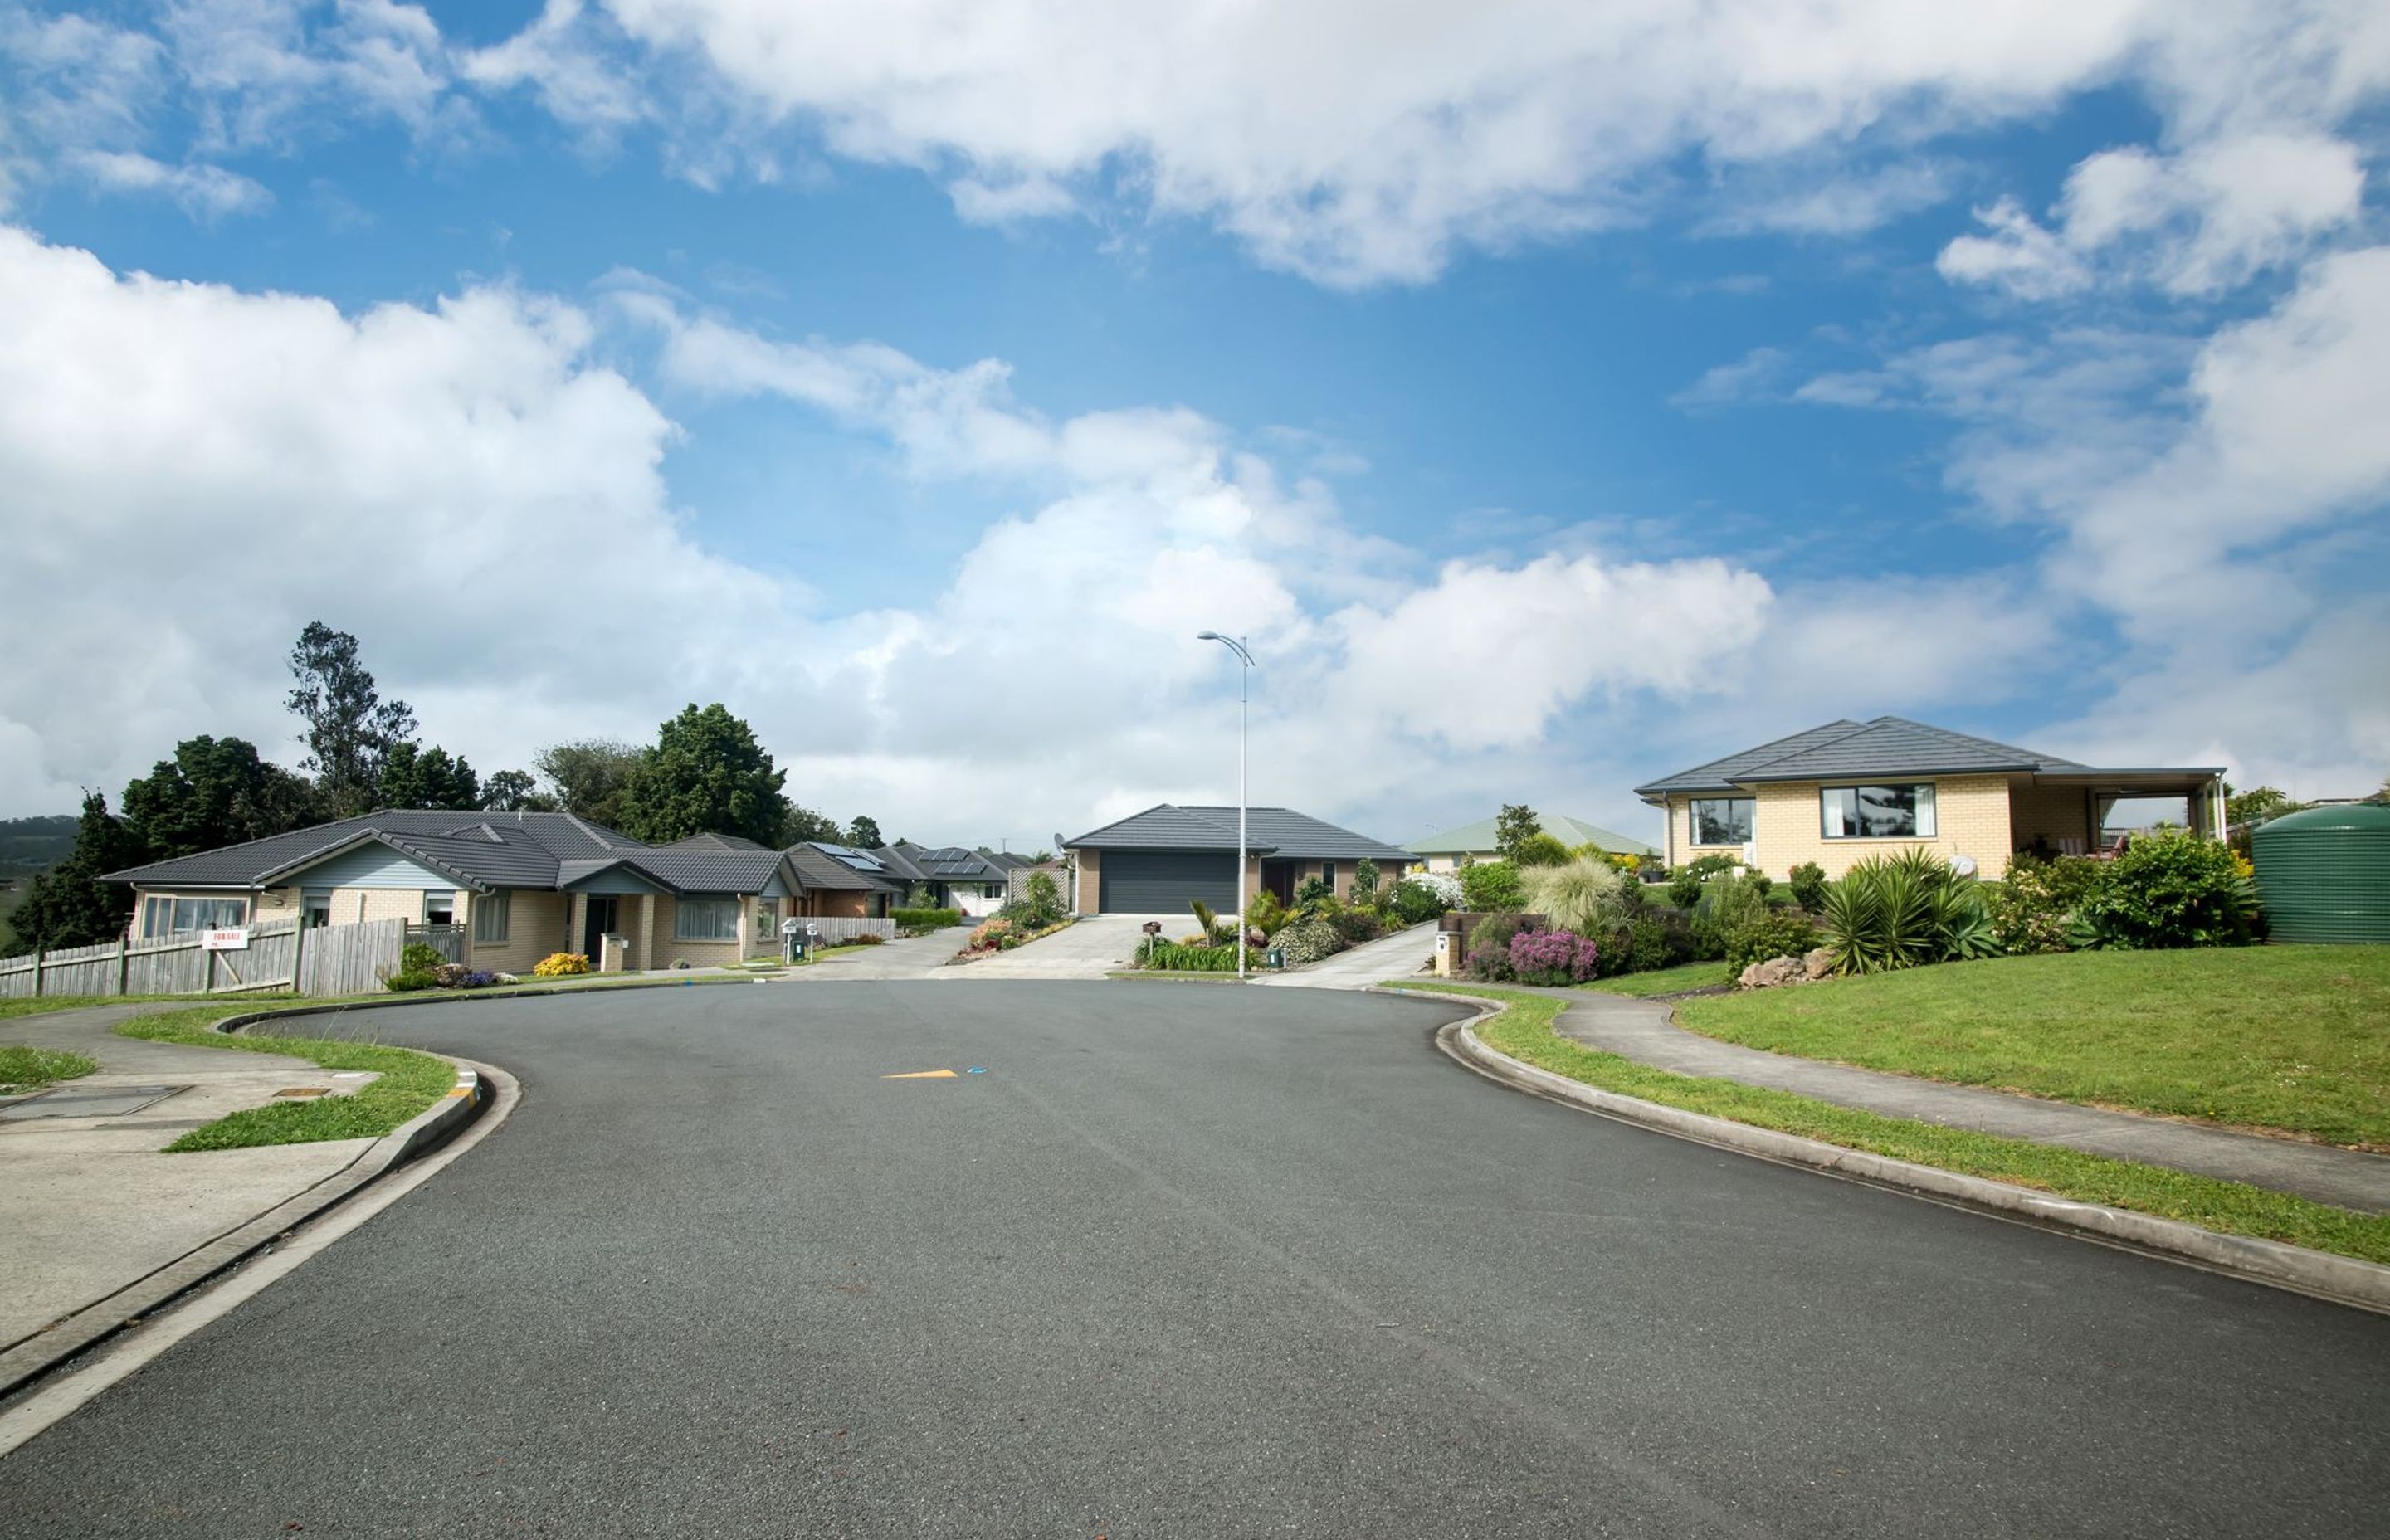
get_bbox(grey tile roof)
[1635,716,2096,799]
[871,845,929,883]
[105,810,651,889]
[616,848,793,894]
[1066,804,1413,862]
[661,831,770,852]
[788,843,905,892]
[1181,807,1416,863]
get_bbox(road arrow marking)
[881,1069,958,1079]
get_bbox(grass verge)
[0,992,301,1021]
[1577,961,1725,997]
[1388,982,2390,1268]
[1673,947,2390,1148]
[0,1045,99,1094]
[115,1006,457,1153]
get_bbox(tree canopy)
[615,704,791,847]
[846,815,884,849]
[1494,803,1542,863]
[4,792,148,955]
[287,621,419,818]
[532,739,646,828]
[378,743,481,811]
[120,735,322,858]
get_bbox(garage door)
[1098,850,1242,914]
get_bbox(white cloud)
[0,228,1779,840]
[71,149,274,219]
[1670,346,1789,409]
[1940,131,2367,299]
[441,0,2386,285]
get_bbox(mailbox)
[781,915,809,963]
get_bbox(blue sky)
[1,2,2384,847]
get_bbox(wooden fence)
[0,915,407,1000]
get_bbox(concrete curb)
[1392,987,2390,1316]
[0,1052,488,1400]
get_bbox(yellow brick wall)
[1745,775,2016,880]
[1072,849,1100,914]
[254,888,300,919]
[333,888,431,926]
[2008,782,2095,855]
[463,889,568,974]
[649,894,746,969]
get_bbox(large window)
[1822,783,1938,839]
[472,889,511,943]
[1690,798,1755,846]
[676,897,741,942]
[144,895,249,937]
[301,890,331,929]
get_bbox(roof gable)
[1635,716,2095,797]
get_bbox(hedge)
[893,907,963,931]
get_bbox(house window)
[472,889,511,943]
[1822,784,1938,839]
[1690,798,1755,846]
[302,890,332,929]
[1320,861,1338,890]
[676,897,741,941]
[984,884,1002,899]
[423,889,456,926]
[149,895,248,936]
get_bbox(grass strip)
[0,1045,99,1094]
[1388,982,2390,1268]
[1575,961,1727,997]
[1672,948,2390,1148]
[115,1006,457,1153]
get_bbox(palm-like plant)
[1817,847,2002,974]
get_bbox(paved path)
[4,984,2383,1538]
[0,1006,378,1352]
[1553,987,2390,1214]
[1252,919,1440,989]
[787,925,968,980]
[940,913,1163,978]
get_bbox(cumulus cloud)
[71,149,273,218]
[0,229,1783,839]
[1940,131,2367,299]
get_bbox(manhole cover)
[0,1084,188,1122]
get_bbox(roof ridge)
[1733,719,1876,776]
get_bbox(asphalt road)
[4,982,2386,1537]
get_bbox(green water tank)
[2252,803,2390,943]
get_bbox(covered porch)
[2007,768,2227,862]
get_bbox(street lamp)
[1196,631,1254,978]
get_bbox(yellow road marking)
[881,1069,958,1079]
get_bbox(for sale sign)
[200,928,251,951]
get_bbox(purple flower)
[1508,928,1601,984]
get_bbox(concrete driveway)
[1252,919,1440,989]
[940,912,1168,979]
[789,925,966,980]
[8,984,2383,1537]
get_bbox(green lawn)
[0,1045,97,1094]
[1578,961,1726,997]
[1674,947,2390,1148]
[1390,982,2390,1266]
[115,1006,460,1153]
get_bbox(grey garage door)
[1098,849,1241,914]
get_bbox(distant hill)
[0,815,78,881]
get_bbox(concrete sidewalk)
[1547,987,2390,1216]
[0,1006,382,1355]
[1252,921,1441,989]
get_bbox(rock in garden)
[1802,947,1836,980]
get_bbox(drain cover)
[272,1087,331,1099]
[0,1084,188,1122]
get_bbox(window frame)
[471,889,511,944]
[1688,797,1756,846]
[1819,782,1939,841]
[675,896,742,943]
[155,894,249,935]
[422,889,457,927]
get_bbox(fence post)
[117,936,129,997]
[290,919,309,997]
[204,945,216,996]
[31,947,42,998]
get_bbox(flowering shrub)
[1415,870,1465,908]
[1267,918,1343,965]
[968,918,1017,952]
[431,963,501,989]
[1464,914,1543,981]
[1508,928,1602,986]
[532,952,590,977]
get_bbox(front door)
[1262,860,1299,904]
[584,896,619,960]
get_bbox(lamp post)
[1197,631,1255,978]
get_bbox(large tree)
[615,704,791,847]
[4,792,147,954]
[479,768,554,813]
[532,739,646,828]
[845,815,884,849]
[1494,803,1542,863]
[287,621,419,817]
[120,735,323,857]
[378,743,482,811]
[781,804,841,846]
